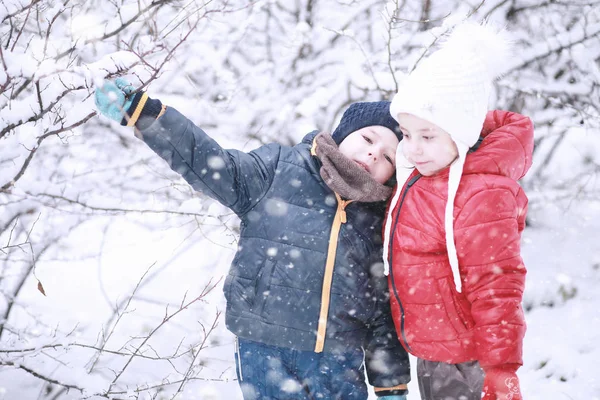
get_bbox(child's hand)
[94,78,135,122]
[482,367,522,400]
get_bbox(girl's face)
[338,125,399,184]
[397,113,458,176]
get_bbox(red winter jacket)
[385,110,534,369]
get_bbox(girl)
[383,22,533,400]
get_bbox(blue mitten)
[94,78,135,123]
[378,396,407,400]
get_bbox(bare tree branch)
[0,361,83,393]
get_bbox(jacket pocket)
[252,259,276,315]
[223,273,233,303]
[437,277,473,335]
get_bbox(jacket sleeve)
[364,260,411,393]
[139,107,280,215]
[454,187,528,370]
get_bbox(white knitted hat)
[383,22,513,292]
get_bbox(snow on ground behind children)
[518,198,600,400]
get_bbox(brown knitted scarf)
[313,132,393,202]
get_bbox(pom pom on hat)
[441,22,513,80]
[390,21,512,150]
[383,22,513,292]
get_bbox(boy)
[382,23,533,400]
[94,82,410,399]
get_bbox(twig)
[53,0,175,61]
[24,191,229,218]
[173,310,221,397]
[107,277,222,391]
[1,361,83,393]
[87,263,156,373]
[0,240,54,340]
[9,0,36,52]
[0,112,96,192]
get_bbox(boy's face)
[397,113,458,176]
[338,125,399,184]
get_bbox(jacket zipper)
[314,192,351,353]
[388,174,421,353]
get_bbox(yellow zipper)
[314,192,351,353]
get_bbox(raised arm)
[139,107,280,214]
[94,79,279,215]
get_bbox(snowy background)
[1,0,599,399]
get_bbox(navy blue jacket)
[140,107,410,387]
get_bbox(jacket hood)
[462,110,534,181]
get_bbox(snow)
[2,1,600,399]
[518,201,600,399]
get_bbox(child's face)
[338,125,399,184]
[398,113,458,176]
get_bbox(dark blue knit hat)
[331,101,402,145]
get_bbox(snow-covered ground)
[1,194,598,400]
